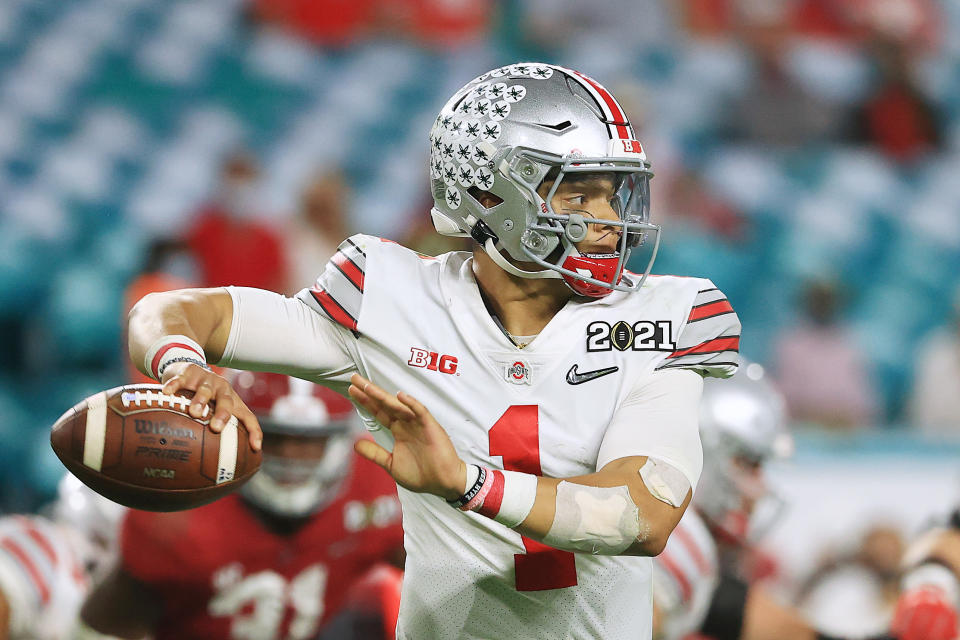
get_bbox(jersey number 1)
[488,405,578,591]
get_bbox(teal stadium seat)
[44,262,124,367]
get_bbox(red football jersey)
[121,451,403,640]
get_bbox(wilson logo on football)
[408,348,459,375]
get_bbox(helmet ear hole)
[467,186,503,209]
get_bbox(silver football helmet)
[429,62,660,298]
[694,361,794,545]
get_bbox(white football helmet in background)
[49,473,126,579]
[229,371,356,518]
[429,62,660,298]
[694,361,794,545]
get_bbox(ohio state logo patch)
[504,360,532,385]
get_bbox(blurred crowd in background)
[1,1,960,622]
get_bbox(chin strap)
[483,238,562,280]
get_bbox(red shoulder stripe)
[15,517,57,567]
[688,299,733,322]
[667,336,740,359]
[1,537,50,604]
[332,251,364,292]
[658,550,692,602]
[672,525,710,575]
[310,287,358,332]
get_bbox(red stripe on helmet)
[572,71,630,139]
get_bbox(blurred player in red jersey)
[652,363,896,640]
[889,509,960,640]
[76,372,403,640]
[0,474,124,640]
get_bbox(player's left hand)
[348,374,466,501]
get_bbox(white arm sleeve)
[218,287,357,386]
[596,368,704,493]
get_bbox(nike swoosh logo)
[566,364,620,385]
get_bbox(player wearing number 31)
[127,62,741,640]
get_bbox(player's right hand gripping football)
[161,362,263,452]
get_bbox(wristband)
[461,471,495,512]
[449,465,538,529]
[448,465,486,509]
[462,463,480,495]
[143,334,209,381]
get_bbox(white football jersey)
[227,234,740,639]
[0,515,88,640]
[652,509,720,639]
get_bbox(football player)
[75,372,403,640]
[0,474,124,640]
[127,62,742,639]
[888,508,960,640]
[652,363,897,640]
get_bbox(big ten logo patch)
[586,320,676,352]
[408,348,459,375]
[344,496,401,532]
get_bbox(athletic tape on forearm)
[143,334,208,380]
[542,481,645,555]
[477,470,538,528]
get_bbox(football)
[50,384,261,512]
[611,321,634,352]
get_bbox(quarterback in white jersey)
[0,475,123,640]
[128,62,741,639]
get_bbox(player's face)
[539,174,622,253]
[261,431,329,477]
[731,455,766,516]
